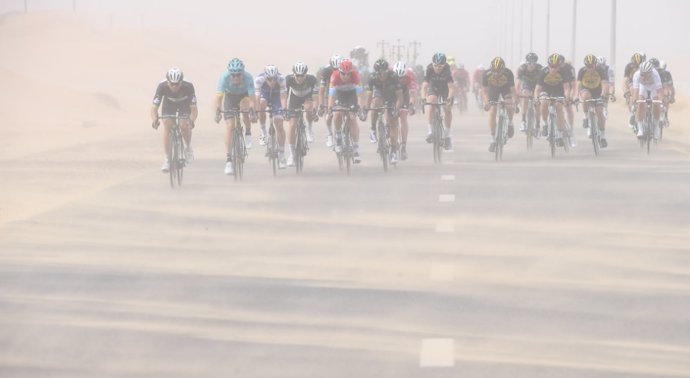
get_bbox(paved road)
[2,108,690,377]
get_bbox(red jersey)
[399,68,418,93]
[452,68,470,86]
[328,70,362,96]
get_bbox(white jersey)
[632,69,662,97]
[254,72,287,95]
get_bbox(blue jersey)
[217,71,255,96]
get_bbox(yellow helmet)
[584,54,597,66]
[548,53,562,67]
[491,57,505,71]
[631,52,643,65]
[447,56,456,66]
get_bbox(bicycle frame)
[221,109,251,181]
[422,99,446,164]
[159,115,188,188]
[330,106,356,175]
[487,100,509,161]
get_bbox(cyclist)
[632,60,663,140]
[285,62,319,167]
[214,58,257,175]
[534,53,573,144]
[577,54,610,147]
[516,52,543,133]
[394,61,418,161]
[597,56,615,100]
[452,62,470,112]
[421,52,455,151]
[482,57,517,152]
[328,58,364,163]
[624,52,645,128]
[151,67,198,172]
[255,64,287,168]
[561,56,577,145]
[364,58,403,164]
[472,64,485,98]
[649,58,675,110]
[318,55,342,148]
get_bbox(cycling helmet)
[648,58,660,68]
[477,64,485,70]
[584,54,597,66]
[292,62,308,75]
[525,52,538,63]
[490,57,505,71]
[660,60,667,70]
[227,58,245,73]
[640,61,654,73]
[373,58,389,73]
[329,54,342,70]
[339,59,354,74]
[166,67,183,83]
[548,53,563,67]
[447,56,456,66]
[264,64,279,78]
[597,56,606,65]
[393,61,407,78]
[639,52,647,62]
[631,52,643,65]
[432,52,447,65]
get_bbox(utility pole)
[24,0,28,13]
[392,39,406,63]
[73,0,76,12]
[519,0,524,59]
[510,0,515,66]
[377,40,389,60]
[409,41,421,65]
[571,0,577,63]
[529,0,534,52]
[546,0,551,57]
[611,0,616,66]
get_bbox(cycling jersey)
[657,69,673,85]
[368,70,402,102]
[563,63,576,83]
[633,69,662,97]
[537,66,573,97]
[517,63,544,90]
[329,70,363,108]
[399,68,418,106]
[153,80,197,117]
[329,70,363,96]
[319,66,334,88]
[577,66,609,89]
[285,74,318,111]
[577,66,609,99]
[217,71,255,96]
[472,69,484,86]
[452,68,470,87]
[598,64,615,85]
[482,69,515,102]
[624,62,639,80]
[424,63,453,99]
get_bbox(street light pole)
[572,0,577,63]
[546,0,551,57]
[611,0,617,66]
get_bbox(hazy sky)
[3,0,690,74]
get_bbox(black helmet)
[525,52,538,63]
[373,58,389,73]
[648,58,660,68]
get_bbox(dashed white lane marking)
[420,338,455,367]
[439,194,456,202]
[435,223,455,233]
[441,174,456,181]
[429,264,455,282]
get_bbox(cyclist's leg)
[271,96,286,150]
[240,96,252,133]
[386,101,399,152]
[556,102,566,131]
[539,92,549,123]
[487,87,499,136]
[258,98,268,128]
[178,104,193,147]
[162,118,174,157]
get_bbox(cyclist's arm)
[150,105,159,122]
[447,82,455,102]
[365,89,373,110]
[189,86,198,122]
[601,80,609,99]
[534,84,542,99]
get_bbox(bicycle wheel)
[174,134,184,186]
[589,112,600,157]
[377,119,388,172]
[526,106,534,150]
[549,117,556,159]
[168,131,176,188]
[495,117,504,161]
[295,126,304,175]
[232,130,242,181]
[344,124,352,176]
[433,112,443,164]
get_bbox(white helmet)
[166,67,183,83]
[292,62,308,75]
[393,61,407,78]
[640,61,653,73]
[264,64,279,78]
[659,60,667,70]
[330,55,342,69]
[596,56,606,65]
